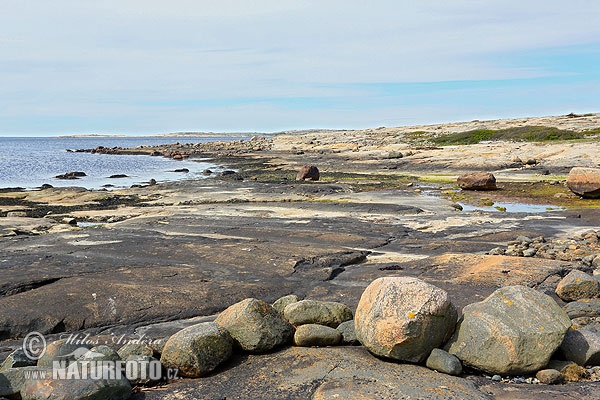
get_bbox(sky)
[1,1,599,136]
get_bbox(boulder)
[37,339,92,368]
[426,348,462,376]
[536,369,563,384]
[355,277,457,363]
[160,322,233,378]
[560,324,600,366]
[20,366,131,400]
[296,165,320,181]
[215,298,294,353]
[555,270,600,302]
[294,324,342,347]
[336,320,359,345]
[457,172,497,191]
[446,285,571,375]
[567,167,600,198]
[564,298,600,319]
[284,300,353,328]
[272,294,299,315]
[54,171,86,180]
[0,348,36,371]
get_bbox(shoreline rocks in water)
[54,171,87,180]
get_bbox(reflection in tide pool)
[457,201,565,213]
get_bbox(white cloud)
[0,0,598,133]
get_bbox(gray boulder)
[294,324,342,347]
[336,320,358,345]
[564,298,600,319]
[0,348,36,371]
[446,285,571,375]
[426,348,462,376]
[556,270,600,302]
[215,298,294,353]
[284,299,353,328]
[272,294,299,314]
[160,322,233,378]
[560,324,600,366]
[355,277,457,363]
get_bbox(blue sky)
[1,1,598,136]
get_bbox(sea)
[0,136,247,190]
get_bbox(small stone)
[425,348,462,376]
[284,300,353,328]
[296,165,320,181]
[336,320,358,345]
[294,324,342,347]
[523,248,537,257]
[491,375,502,382]
[536,369,563,384]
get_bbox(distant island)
[55,128,343,138]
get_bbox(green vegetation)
[432,126,594,146]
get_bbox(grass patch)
[432,126,590,145]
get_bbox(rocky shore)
[1,113,600,399]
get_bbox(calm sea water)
[0,136,246,190]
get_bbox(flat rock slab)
[134,346,490,400]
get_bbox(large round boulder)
[457,172,497,191]
[160,322,233,378]
[446,285,571,375]
[354,277,458,363]
[284,300,353,328]
[567,167,600,198]
[215,298,294,353]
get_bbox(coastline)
[1,113,600,398]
